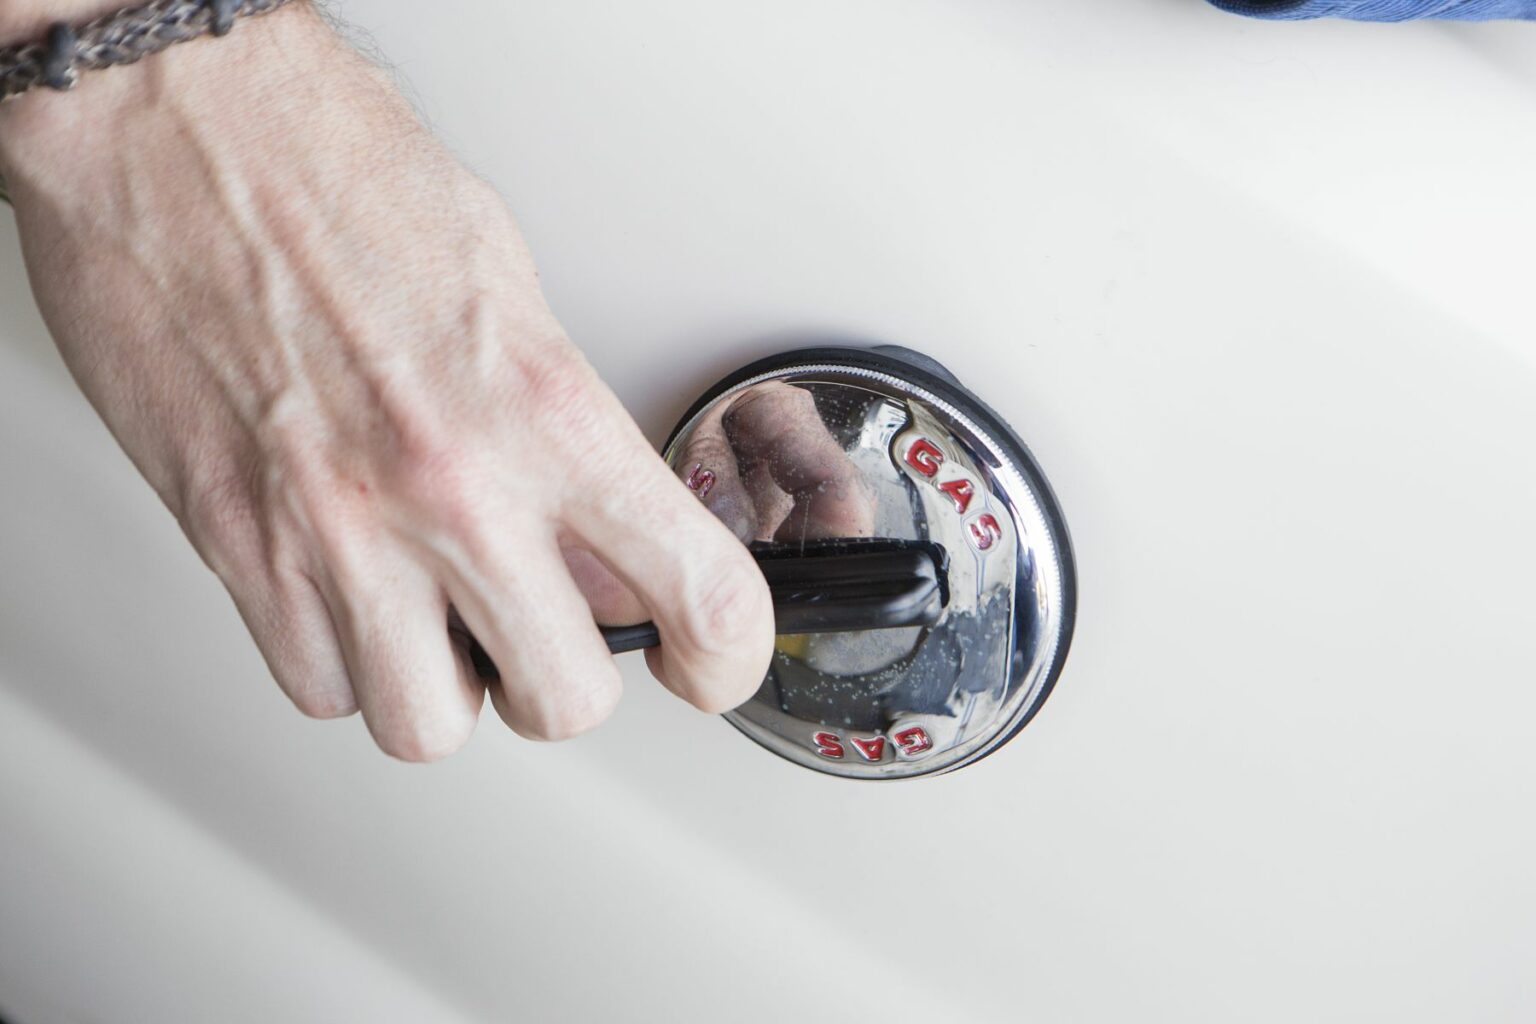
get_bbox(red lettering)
[812,731,845,759]
[937,477,975,514]
[685,464,716,499]
[893,726,933,757]
[904,437,945,478]
[967,513,1002,552]
[811,728,935,763]
[849,736,887,761]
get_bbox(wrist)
[0,1,337,197]
[0,1,321,131]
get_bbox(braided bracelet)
[0,0,296,102]
[0,0,296,204]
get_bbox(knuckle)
[516,680,620,742]
[361,378,491,530]
[290,685,359,720]
[411,464,482,538]
[384,419,481,522]
[380,440,509,556]
[677,554,771,660]
[373,711,476,763]
[517,345,595,418]
[514,347,619,459]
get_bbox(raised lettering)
[812,731,845,759]
[904,437,945,478]
[937,477,975,514]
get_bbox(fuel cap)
[662,345,1076,780]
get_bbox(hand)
[0,3,774,760]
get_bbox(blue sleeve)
[1207,0,1536,18]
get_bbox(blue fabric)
[1208,0,1536,18]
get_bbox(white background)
[3,1,1535,1020]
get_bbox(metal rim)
[664,346,1078,779]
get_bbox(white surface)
[4,1,1536,1020]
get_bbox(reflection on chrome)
[664,349,1074,780]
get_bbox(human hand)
[0,2,774,759]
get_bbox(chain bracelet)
[0,0,298,206]
[0,0,296,102]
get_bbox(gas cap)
[661,345,1076,780]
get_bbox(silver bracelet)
[0,0,296,102]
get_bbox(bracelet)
[0,0,295,103]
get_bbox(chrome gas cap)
[664,346,1076,780]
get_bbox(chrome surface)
[665,349,1074,779]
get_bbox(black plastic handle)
[600,538,949,654]
[460,539,948,678]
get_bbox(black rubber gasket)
[666,345,1078,775]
